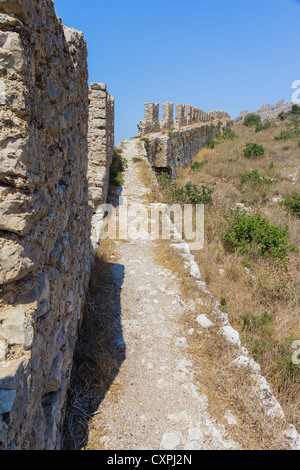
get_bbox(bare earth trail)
[84,139,297,451]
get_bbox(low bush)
[243,142,265,158]
[190,160,208,172]
[283,194,300,218]
[109,151,128,187]
[255,120,272,132]
[171,182,213,205]
[222,210,296,260]
[207,139,216,149]
[274,129,300,140]
[240,170,276,187]
[244,113,261,127]
[220,128,238,140]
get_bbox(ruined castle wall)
[210,110,231,120]
[234,100,293,124]
[144,122,223,180]
[87,83,115,212]
[0,0,91,450]
[138,102,213,135]
[87,83,115,249]
[138,102,160,135]
[161,102,174,129]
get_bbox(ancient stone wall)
[87,83,114,212]
[138,102,160,135]
[138,102,214,135]
[87,83,115,250]
[210,110,231,120]
[0,0,91,450]
[234,100,293,123]
[161,102,174,129]
[143,121,224,180]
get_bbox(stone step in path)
[83,139,299,451]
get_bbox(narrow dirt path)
[82,139,298,451]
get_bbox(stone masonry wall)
[87,83,115,250]
[138,102,213,135]
[143,121,225,180]
[87,83,114,212]
[0,0,91,450]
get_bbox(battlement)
[138,102,212,135]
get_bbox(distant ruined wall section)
[137,102,230,180]
[138,102,213,135]
[210,110,231,120]
[0,0,91,450]
[234,100,293,123]
[143,122,226,180]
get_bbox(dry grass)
[153,239,291,449]
[155,118,300,433]
[62,238,125,450]
[135,158,163,203]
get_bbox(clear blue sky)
[54,0,300,144]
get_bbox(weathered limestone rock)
[0,0,91,450]
[234,100,293,123]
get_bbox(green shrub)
[171,182,213,205]
[243,113,261,127]
[240,170,276,186]
[109,151,128,187]
[276,339,300,378]
[274,129,300,140]
[220,128,238,140]
[241,311,275,335]
[255,120,272,132]
[243,142,265,158]
[190,160,208,172]
[207,139,216,149]
[291,104,300,116]
[222,210,296,260]
[278,111,286,120]
[283,194,300,218]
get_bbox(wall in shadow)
[61,251,125,450]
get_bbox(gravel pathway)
[86,139,239,450]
